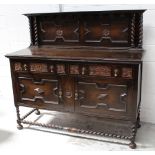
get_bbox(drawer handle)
[34,88,44,95]
[120,93,127,103]
[53,88,63,100]
[114,69,119,77]
[23,64,28,71]
[82,67,86,75]
[65,91,72,99]
[75,92,78,100]
[59,90,63,99]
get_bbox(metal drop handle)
[65,91,72,99]
[120,93,127,103]
[23,64,28,71]
[75,92,78,100]
[34,88,44,95]
[59,90,63,99]
[114,69,119,77]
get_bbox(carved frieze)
[30,63,48,72]
[89,66,111,77]
[122,68,133,79]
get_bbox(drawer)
[69,64,134,79]
[13,61,134,79]
[14,62,67,75]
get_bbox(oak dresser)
[6,10,145,149]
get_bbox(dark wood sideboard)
[6,10,145,149]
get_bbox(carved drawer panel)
[89,66,111,77]
[70,65,80,75]
[14,62,22,71]
[56,64,66,74]
[122,68,133,79]
[14,63,28,72]
[30,63,48,72]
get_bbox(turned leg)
[137,112,141,129]
[17,120,23,130]
[35,109,40,115]
[16,105,23,130]
[129,123,137,149]
[129,140,137,149]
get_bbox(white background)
[0,4,155,124]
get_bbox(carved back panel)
[38,15,79,44]
[26,10,145,48]
[82,13,129,46]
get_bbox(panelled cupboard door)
[74,77,137,121]
[15,75,65,111]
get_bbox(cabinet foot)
[35,109,40,115]
[129,142,136,149]
[17,124,23,130]
[137,109,141,129]
[137,123,141,129]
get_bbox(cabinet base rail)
[16,106,139,149]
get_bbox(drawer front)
[16,75,64,111]
[13,61,134,79]
[69,64,133,79]
[14,62,67,75]
[74,77,137,120]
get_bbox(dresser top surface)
[6,46,143,62]
[24,10,146,16]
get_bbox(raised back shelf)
[25,10,145,48]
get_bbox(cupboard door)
[16,75,64,111]
[74,77,136,120]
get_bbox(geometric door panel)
[73,75,136,120]
[17,76,63,109]
[78,82,127,112]
[76,81,127,112]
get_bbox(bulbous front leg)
[137,122,141,129]
[16,106,23,130]
[137,114,141,129]
[35,109,40,115]
[129,141,137,149]
[17,120,23,130]
[17,124,23,130]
